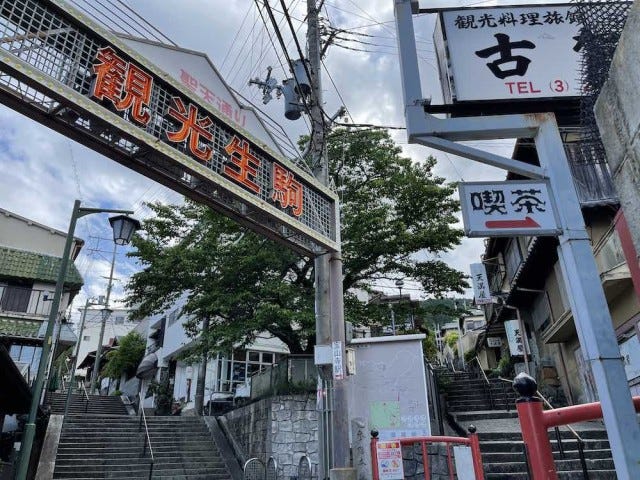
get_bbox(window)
[83,335,90,341]
[114,316,125,325]
[1,285,31,313]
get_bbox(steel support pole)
[535,114,640,477]
[90,243,117,394]
[15,200,81,480]
[63,298,93,418]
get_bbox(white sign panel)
[470,263,492,305]
[332,341,344,381]
[376,441,405,480]
[453,445,476,480]
[439,4,580,101]
[459,180,561,237]
[487,337,503,348]
[505,319,525,356]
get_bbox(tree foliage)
[102,331,146,380]
[126,129,467,355]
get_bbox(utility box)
[347,334,430,479]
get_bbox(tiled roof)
[0,316,42,339]
[0,246,83,288]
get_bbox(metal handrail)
[498,376,589,479]
[80,382,90,413]
[472,356,495,410]
[138,405,154,480]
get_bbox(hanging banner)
[504,319,525,356]
[459,180,561,237]
[470,263,492,305]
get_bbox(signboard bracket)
[394,0,640,477]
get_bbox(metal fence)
[250,355,317,401]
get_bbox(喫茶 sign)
[459,180,561,237]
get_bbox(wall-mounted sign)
[332,341,344,381]
[434,4,580,103]
[0,0,337,256]
[459,180,561,237]
[376,441,405,480]
[505,319,525,356]
[470,263,492,305]
[487,337,503,348]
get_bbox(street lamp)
[395,279,405,330]
[16,200,139,480]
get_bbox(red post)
[370,432,380,480]
[517,398,558,480]
[446,443,455,480]
[468,427,485,480]
[421,439,430,480]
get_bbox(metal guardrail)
[80,382,90,414]
[243,458,265,480]
[250,355,317,401]
[138,406,154,480]
[0,285,53,316]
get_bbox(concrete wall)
[221,394,318,479]
[595,0,640,256]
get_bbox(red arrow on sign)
[485,216,541,229]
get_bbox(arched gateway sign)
[0,0,338,256]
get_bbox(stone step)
[486,471,617,480]
[479,439,611,453]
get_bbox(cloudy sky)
[0,0,567,319]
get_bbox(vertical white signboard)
[332,341,344,380]
[505,319,525,356]
[470,263,492,305]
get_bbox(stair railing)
[472,356,495,410]
[80,381,90,414]
[498,376,589,480]
[138,405,155,480]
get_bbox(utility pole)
[90,243,116,394]
[306,2,354,479]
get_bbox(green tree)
[102,331,146,383]
[444,330,460,350]
[126,129,467,357]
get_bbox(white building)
[138,293,289,414]
[74,306,139,378]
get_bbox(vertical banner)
[332,340,344,380]
[470,263,492,305]
[504,319,525,356]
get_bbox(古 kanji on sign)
[92,47,153,125]
[272,164,304,217]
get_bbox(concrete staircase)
[47,392,129,415]
[439,370,617,479]
[52,415,233,479]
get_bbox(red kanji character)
[166,97,213,162]
[234,110,246,127]
[115,63,152,125]
[220,100,233,119]
[223,135,261,194]
[199,84,215,103]
[272,163,303,216]
[180,69,198,92]
[92,47,127,104]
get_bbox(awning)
[136,352,158,379]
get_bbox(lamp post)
[16,200,139,480]
[395,279,404,330]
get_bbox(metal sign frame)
[395,1,640,477]
[459,179,562,237]
[0,0,338,256]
